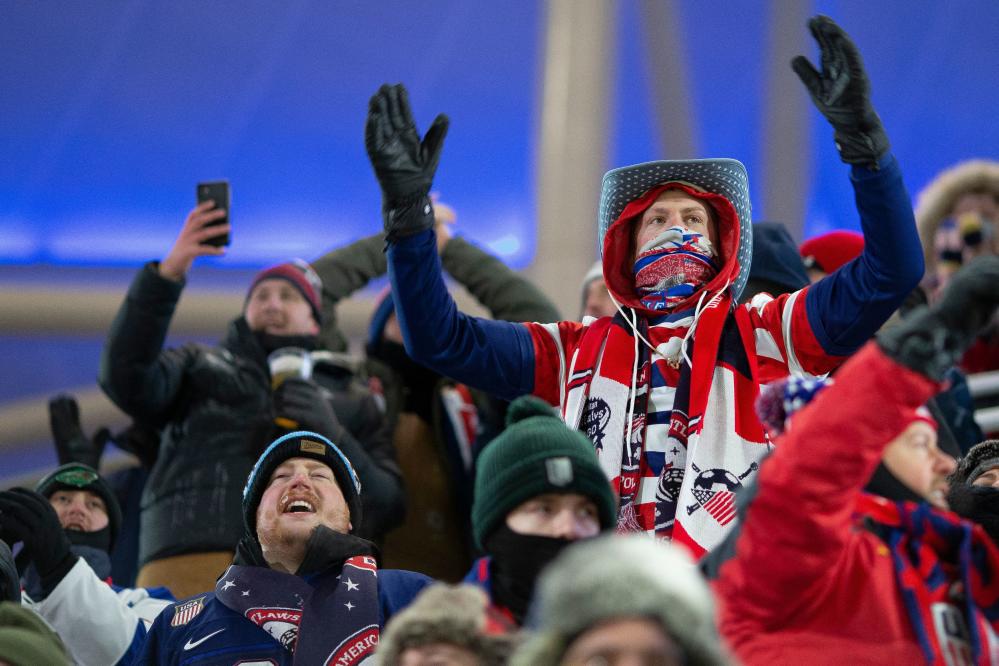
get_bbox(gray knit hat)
[953,439,999,485]
[375,584,518,666]
[511,534,731,666]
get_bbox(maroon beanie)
[799,230,865,274]
[247,259,323,324]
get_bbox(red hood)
[601,182,743,316]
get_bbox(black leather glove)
[273,378,345,440]
[365,83,450,242]
[48,395,109,470]
[878,256,999,380]
[0,488,76,595]
[792,15,889,169]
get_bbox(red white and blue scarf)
[859,494,999,664]
[216,555,380,665]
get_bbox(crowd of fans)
[2,14,999,666]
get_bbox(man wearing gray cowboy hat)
[365,15,923,557]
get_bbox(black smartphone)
[196,180,231,247]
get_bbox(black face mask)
[368,340,440,420]
[483,524,574,625]
[864,462,926,505]
[66,525,112,554]
[947,483,999,545]
[254,332,318,355]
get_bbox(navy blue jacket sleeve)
[387,229,537,400]
[805,154,924,356]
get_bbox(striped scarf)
[859,494,999,664]
[563,288,772,557]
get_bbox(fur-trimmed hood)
[375,583,517,665]
[510,535,731,666]
[915,159,999,270]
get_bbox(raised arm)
[792,17,923,357]
[366,84,537,400]
[710,256,999,625]
[98,204,228,422]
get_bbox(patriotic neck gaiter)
[634,227,719,311]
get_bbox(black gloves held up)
[0,488,76,595]
[792,15,889,169]
[48,394,109,470]
[365,83,450,242]
[878,256,999,381]
[273,378,344,440]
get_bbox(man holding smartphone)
[98,192,404,599]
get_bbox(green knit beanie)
[472,396,617,548]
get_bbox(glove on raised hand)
[365,83,450,242]
[792,15,889,169]
[48,394,108,470]
[878,255,999,381]
[273,378,344,440]
[0,488,76,594]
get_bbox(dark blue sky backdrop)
[1,0,997,270]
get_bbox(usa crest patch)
[171,596,206,627]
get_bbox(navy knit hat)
[472,396,617,548]
[242,430,362,537]
[247,259,324,324]
[747,221,810,295]
[35,463,122,548]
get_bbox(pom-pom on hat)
[756,375,937,439]
[35,463,122,548]
[247,259,324,324]
[242,430,362,537]
[471,396,616,549]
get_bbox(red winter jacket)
[710,343,999,665]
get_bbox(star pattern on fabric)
[344,601,355,611]
[221,580,235,591]
[345,578,359,592]
[242,589,251,597]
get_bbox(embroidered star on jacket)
[345,578,359,591]
[221,580,235,591]
[344,601,355,611]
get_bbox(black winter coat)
[99,263,402,565]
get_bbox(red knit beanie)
[247,259,323,324]
[799,230,865,274]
